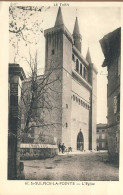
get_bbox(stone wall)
[107,56,120,125]
[107,56,120,162]
[100,28,121,162]
[20,148,58,160]
[107,124,119,162]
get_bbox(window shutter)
[113,96,117,114]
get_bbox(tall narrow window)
[72,54,75,61]
[118,56,121,76]
[81,100,83,106]
[73,95,75,101]
[76,59,79,72]
[80,64,82,75]
[102,134,105,139]
[84,67,86,79]
[117,93,120,112]
[52,49,54,55]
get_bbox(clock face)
[113,96,117,114]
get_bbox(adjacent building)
[8,64,26,179]
[100,27,121,162]
[96,123,108,150]
[21,7,98,151]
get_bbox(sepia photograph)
[7,4,121,182]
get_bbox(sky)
[9,6,121,124]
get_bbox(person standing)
[61,143,65,153]
[58,143,62,153]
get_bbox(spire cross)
[76,8,78,17]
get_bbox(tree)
[9,6,62,137]
[9,6,50,38]
[8,5,63,179]
[20,51,62,144]
[9,5,50,63]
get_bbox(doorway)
[77,131,84,151]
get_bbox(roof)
[86,48,92,64]
[73,17,80,35]
[54,7,64,27]
[100,27,121,67]
[9,63,26,80]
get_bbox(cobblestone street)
[23,151,119,181]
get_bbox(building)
[96,123,108,150]
[21,7,98,151]
[8,64,26,179]
[100,27,121,162]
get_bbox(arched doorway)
[77,131,84,151]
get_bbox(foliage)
[9,6,50,63]
[9,6,50,41]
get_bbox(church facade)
[42,7,98,151]
[21,7,98,151]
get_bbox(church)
[21,7,98,152]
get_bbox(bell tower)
[44,7,73,146]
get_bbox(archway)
[77,130,84,151]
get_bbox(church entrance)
[77,131,84,151]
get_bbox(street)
[23,151,119,181]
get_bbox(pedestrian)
[58,143,62,153]
[18,162,25,180]
[97,145,99,151]
[61,143,65,153]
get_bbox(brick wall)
[62,33,72,147]
[71,79,90,150]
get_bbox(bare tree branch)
[21,51,62,140]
